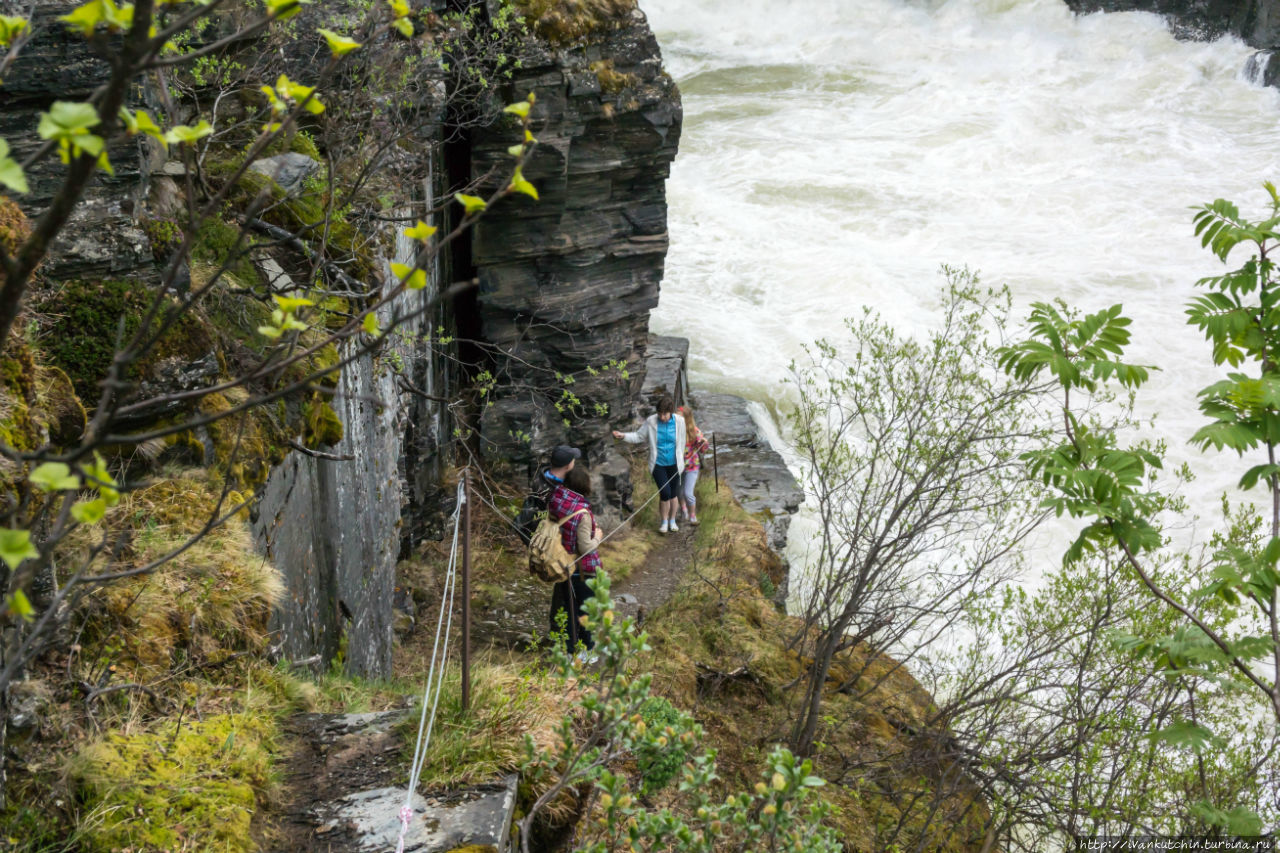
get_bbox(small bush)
[635,695,690,793]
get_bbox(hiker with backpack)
[515,445,581,544]
[546,466,603,657]
[518,444,602,657]
[612,396,687,534]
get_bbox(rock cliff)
[1,0,680,680]
[470,4,682,473]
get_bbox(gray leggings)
[682,468,699,506]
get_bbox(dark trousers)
[550,573,595,653]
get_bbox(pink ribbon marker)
[395,805,413,853]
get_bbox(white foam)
[645,0,1280,573]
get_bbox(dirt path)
[611,523,696,624]
[263,501,701,848]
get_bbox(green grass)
[395,663,561,790]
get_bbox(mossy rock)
[192,216,262,289]
[200,390,288,490]
[302,394,343,448]
[512,0,637,45]
[35,279,215,405]
[0,194,33,289]
[70,713,275,853]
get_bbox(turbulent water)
[644,0,1280,571]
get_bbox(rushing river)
[644,0,1280,576]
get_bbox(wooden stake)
[713,433,720,492]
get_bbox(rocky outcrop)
[471,6,682,470]
[1064,0,1280,49]
[691,392,804,556]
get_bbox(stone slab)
[323,775,518,853]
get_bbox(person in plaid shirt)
[679,407,710,525]
[548,465,603,656]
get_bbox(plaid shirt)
[684,427,710,472]
[547,484,602,576]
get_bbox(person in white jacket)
[612,395,687,533]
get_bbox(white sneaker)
[660,520,670,533]
[669,520,679,533]
[575,650,600,665]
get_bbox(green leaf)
[362,312,379,335]
[0,14,29,47]
[389,262,426,290]
[454,193,486,215]
[0,139,28,194]
[508,165,539,201]
[258,324,283,340]
[4,590,35,622]
[38,101,100,139]
[403,220,436,241]
[71,497,107,524]
[272,294,314,313]
[265,0,307,20]
[28,462,81,492]
[163,120,213,145]
[393,17,413,37]
[503,100,531,119]
[59,0,131,36]
[79,453,119,506]
[0,528,39,571]
[1150,720,1222,755]
[318,28,362,56]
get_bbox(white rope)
[395,478,465,853]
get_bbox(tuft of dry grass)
[76,471,282,680]
[513,0,637,45]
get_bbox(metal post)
[712,433,719,492]
[461,469,472,712]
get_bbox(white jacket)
[620,413,687,473]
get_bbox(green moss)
[141,217,182,262]
[302,396,343,448]
[0,341,42,499]
[259,129,322,160]
[37,279,219,406]
[192,216,261,288]
[71,713,276,853]
[199,391,287,490]
[234,166,374,283]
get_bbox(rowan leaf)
[71,497,107,525]
[0,14,28,46]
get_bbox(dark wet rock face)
[1065,0,1280,49]
[472,8,682,465]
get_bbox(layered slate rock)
[471,6,682,466]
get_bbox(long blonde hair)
[680,406,698,434]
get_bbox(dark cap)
[549,445,581,468]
